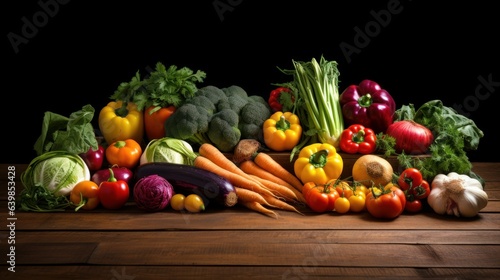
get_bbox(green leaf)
[33,105,97,155]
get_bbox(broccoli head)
[222,85,249,115]
[196,85,228,108]
[164,103,212,146]
[208,108,241,152]
[185,95,216,115]
[239,97,272,141]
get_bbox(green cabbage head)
[21,151,91,197]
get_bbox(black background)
[3,0,498,164]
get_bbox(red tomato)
[412,180,430,200]
[366,185,406,219]
[405,199,423,213]
[302,182,340,213]
[397,168,423,191]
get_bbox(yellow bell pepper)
[263,111,302,151]
[293,142,343,185]
[98,101,144,145]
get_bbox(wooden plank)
[6,230,500,247]
[472,162,500,182]
[7,239,498,268]
[3,204,499,231]
[1,266,500,280]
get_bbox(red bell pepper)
[339,124,377,154]
[339,79,396,133]
[268,87,294,112]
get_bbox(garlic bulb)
[428,172,488,218]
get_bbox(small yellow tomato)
[170,194,186,211]
[349,194,366,213]
[184,194,205,213]
[334,196,350,214]
[355,185,369,196]
[354,189,366,199]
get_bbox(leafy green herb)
[33,104,98,156]
[375,132,396,157]
[18,184,71,212]
[112,62,207,114]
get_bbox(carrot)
[239,201,279,219]
[199,143,269,188]
[253,152,304,192]
[234,186,269,206]
[194,155,275,197]
[240,160,306,204]
[248,174,302,203]
[262,194,304,216]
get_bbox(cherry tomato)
[170,194,186,211]
[184,194,205,213]
[412,179,430,200]
[349,194,366,213]
[334,197,350,214]
[405,198,423,213]
[398,168,423,191]
[366,184,406,219]
[70,180,100,211]
[302,182,340,213]
[354,188,366,199]
[333,180,353,199]
[354,184,369,196]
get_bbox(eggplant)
[134,162,238,208]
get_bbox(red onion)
[92,166,133,186]
[386,120,434,154]
[133,175,174,212]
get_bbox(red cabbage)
[133,174,174,212]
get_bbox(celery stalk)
[284,56,344,148]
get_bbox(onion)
[133,175,174,212]
[386,120,434,154]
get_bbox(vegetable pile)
[17,56,489,220]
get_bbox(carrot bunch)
[195,143,305,218]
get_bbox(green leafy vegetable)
[140,137,196,165]
[19,151,91,212]
[33,104,98,156]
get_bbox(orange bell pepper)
[105,139,142,169]
[144,105,176,141]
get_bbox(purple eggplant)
[92,166,133,186]
[134,162,238,208]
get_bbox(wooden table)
[1,162,499,279]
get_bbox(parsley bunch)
[110,62,207,113]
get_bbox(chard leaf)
[33,104,97,156]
